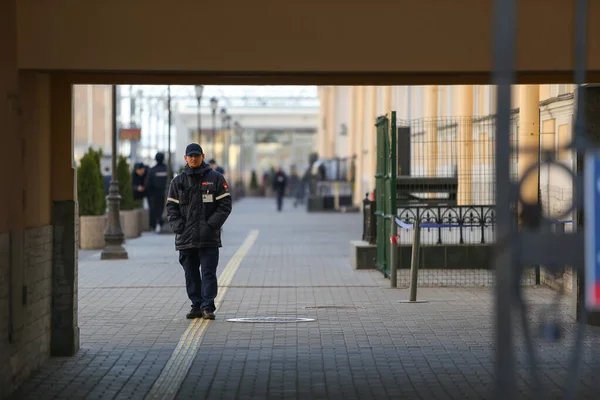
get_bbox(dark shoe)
[186,308,203,319]
[202,310,215,320]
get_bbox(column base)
[51,327,80,357]
[101,244,128,260]
[51,200,80,357]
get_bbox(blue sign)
[585,151,600,310]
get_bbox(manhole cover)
[304,306,364,310]
[227,317,316,323]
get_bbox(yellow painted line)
[146,230,259,400]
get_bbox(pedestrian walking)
[145,152,169,233]
[166,143,232,320]
[272,166,288,212]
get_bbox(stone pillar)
[347,87,357,183]
[354,86,366,205]
[50,75,80,356]
[1,0,25,346]
[327,87,337,158]
[317,87,324,159]
[458,85,474,205]
[368,86,378,190]
[425,86,439,177]
[517,85,540,206]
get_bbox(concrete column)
[347,87,357,182]
[0,0,19,235]
[317,86,328,159]
[425,86,438,177]
[368,86,378,190]
[457,85,474,205]
[517,85,540,206]
[326,86,336,158]
[354,86,366,205]
[382,86,393,117]
[21,72,52,229]
[50,75,80,356]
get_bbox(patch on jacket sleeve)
[223,182,229,191]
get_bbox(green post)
[389,112,397,282]
[375,115,390,276]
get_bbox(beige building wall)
[72,85,112,162]
[317,83,578,207]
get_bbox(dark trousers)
[276,190,284,211]
[179,247,220,311]
[149,195,165,229]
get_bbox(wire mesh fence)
[397,114,519,205]
[392,113,539,287]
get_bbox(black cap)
[185,143,203,156]
[208,159,216,164]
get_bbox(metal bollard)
[362,193,377,245]
[409,221,421,302]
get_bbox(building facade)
[317,84,577,217]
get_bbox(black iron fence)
[396,205,496,245]
[391,204,537,287]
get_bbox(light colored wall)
[72,85,112,161]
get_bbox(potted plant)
[117,155,140,238]
[78,148,106,249]
[248,170,263,197]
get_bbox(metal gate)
[493,0,596,399]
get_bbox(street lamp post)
[195,85,204,144]
[210,97,219,156]
[224,115,232,175]
[220,107,228,172]
[101,85,128,260]
[234,121,244,189]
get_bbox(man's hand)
[137,185,145,192]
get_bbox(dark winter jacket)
[166,163,232,250]
[272,171,288,193]
[145,163,168,198]
[132,165,148,200]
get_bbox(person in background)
[132,162,148,207]
[102,166,111,195]
[272,166,288,212]
[208,159,225,175]
[145,152,169,233]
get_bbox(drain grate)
[227,317,316,323]
[304,306,364,310]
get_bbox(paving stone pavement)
[11,197,600,399]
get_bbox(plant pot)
[120,210,140,239]
[248,187,264,197]
[138,208,150,232]
[79,215,107,250]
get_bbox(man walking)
[145,152,169,233]
[272,166,288,212]
[166,143,232,320]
